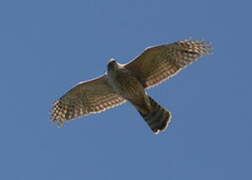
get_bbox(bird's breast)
[108,68,145,100]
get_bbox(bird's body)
[107,60,170,133]
[51,38,211,134]
[107,60,147,108]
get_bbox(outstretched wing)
[50,75,126,125]
[125,38,211,88]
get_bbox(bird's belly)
[109,72,145,101]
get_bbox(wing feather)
[125,38,211,88]
[50,75,125,125]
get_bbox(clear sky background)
[0,0,251,179]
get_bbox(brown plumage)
[50,38,211,134]
[136,96,171,134]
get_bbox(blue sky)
[0,0,251,179]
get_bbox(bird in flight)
[50,38,211,134]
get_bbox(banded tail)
[137,96,171,134]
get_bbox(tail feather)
[138,96,171,134]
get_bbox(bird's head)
[107,58,120,72]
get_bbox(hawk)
[51,38,211,134]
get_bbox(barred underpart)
[50,38,211,134]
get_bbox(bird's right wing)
[125,38,211,88]
[50,75,126,125]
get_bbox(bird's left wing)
[50,75,126,125]
[125,38,211,88]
